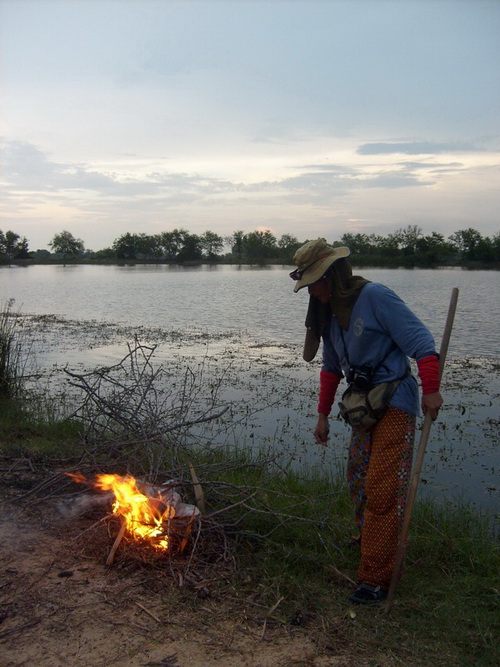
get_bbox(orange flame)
[66,471,90,485]
[96,474,173,550]
[68,472,174,550]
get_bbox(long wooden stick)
[385,287,459,613]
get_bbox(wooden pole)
[385,287,459,613]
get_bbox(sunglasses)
[289,253,333,282]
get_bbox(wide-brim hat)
[290,239,350,292]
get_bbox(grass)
[0,299,20,398]
[174,445,498,666]
[0,398,84,459]
[1,400,498,666]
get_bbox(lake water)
[2,263,500,357]
[1,264,499,517]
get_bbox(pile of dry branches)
[63,339,230,476]
[9,340,343,578]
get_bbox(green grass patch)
[176,446,499,666]
[0,397,84,458]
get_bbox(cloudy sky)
[1,0,499,252]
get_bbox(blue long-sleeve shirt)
[322,283,437,416]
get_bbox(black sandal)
[349,583,387,605]
[348,534,361,548]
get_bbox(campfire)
[67,472,200,563]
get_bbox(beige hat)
[290,239,350,292]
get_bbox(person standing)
[290,238,443,605]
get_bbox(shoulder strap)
[340,329,410,380]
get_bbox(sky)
[1,0,499,252]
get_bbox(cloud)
[276,162,433,193]
[2,140,117,192]
[2,136,498,253]
[357,141,479,155]
[299,164,351,173]
[1,138,439,226]
[1,139,237,202]
[362,171,432,189]
[400,161,463,170]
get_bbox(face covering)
[302,259,370,361]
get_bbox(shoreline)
[3,258,500,270]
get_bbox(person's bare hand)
[314,414,330,446]
[422,391,443,421]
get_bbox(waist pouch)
[338,380,401,430]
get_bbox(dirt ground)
[0,472,356,667]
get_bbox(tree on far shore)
[199,230,224,259]
[0,230,31,263]
[49,230,85,265]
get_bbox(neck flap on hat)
[327,259,370,330]
[302,259,370,361]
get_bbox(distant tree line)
[1,225,499,267]
[339,226,500,266]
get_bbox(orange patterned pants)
[348,407,416,589]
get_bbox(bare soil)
[0,471,355,667]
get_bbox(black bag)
[338,379,401,429]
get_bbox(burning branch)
[66,472,201,563]
[106,516,126,566]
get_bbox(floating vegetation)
[15,313,500,515]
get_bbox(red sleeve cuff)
[318,370,341,415]
[417,354,440,394]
